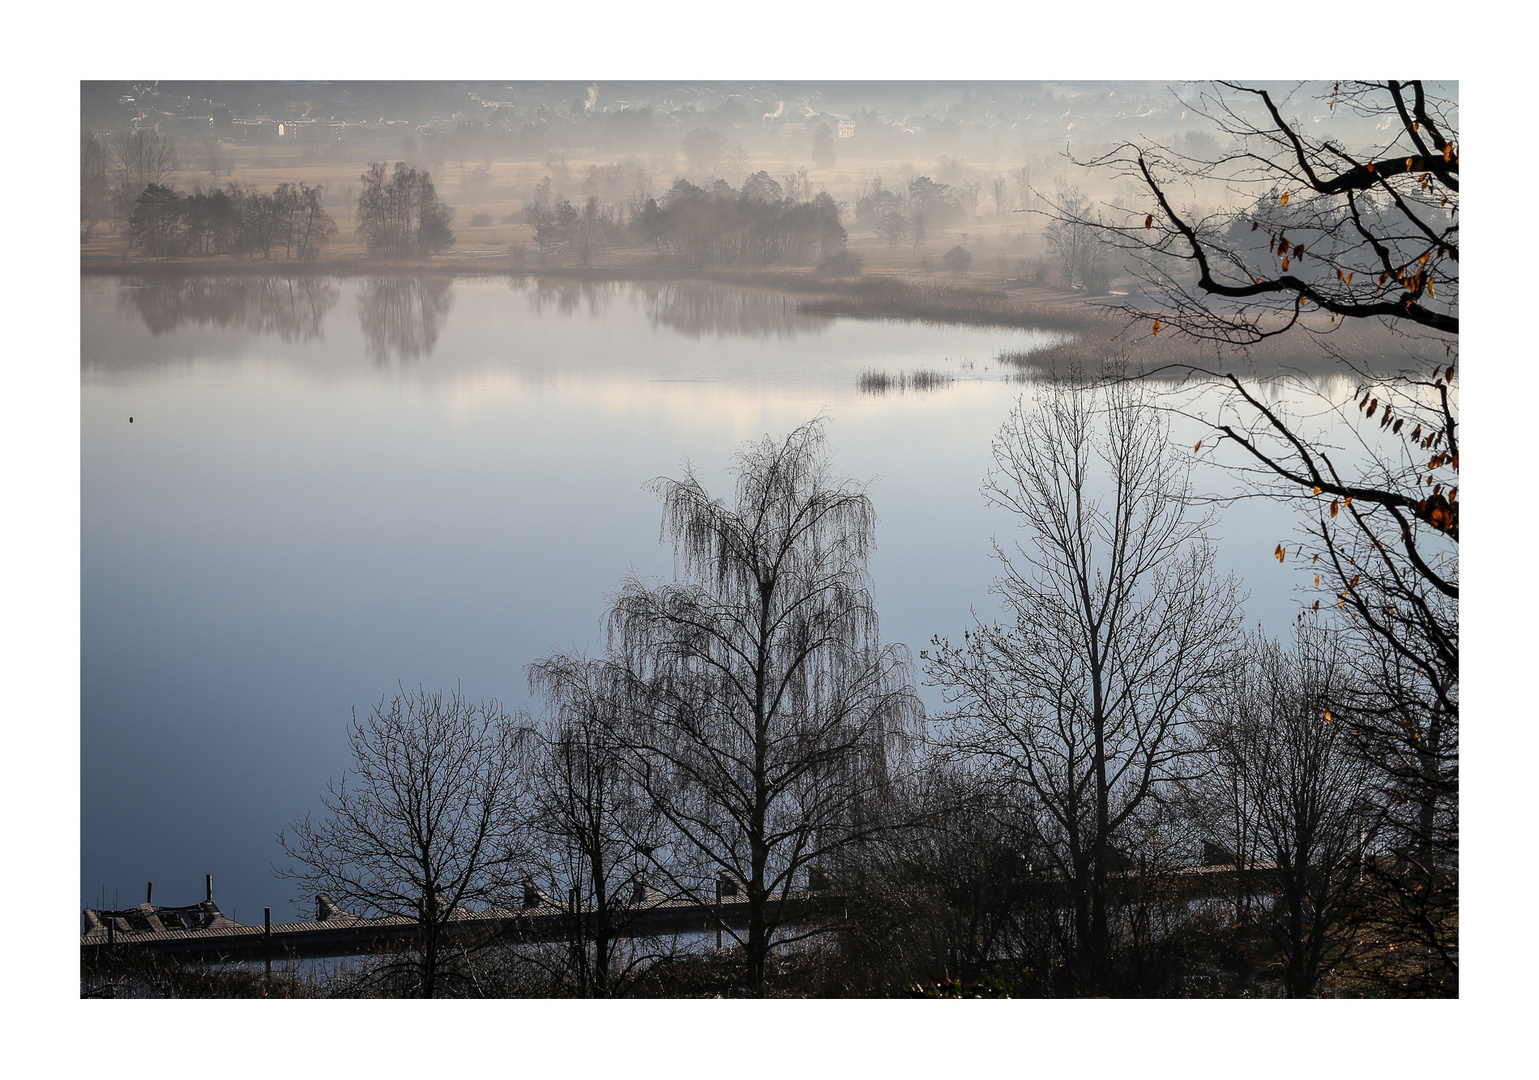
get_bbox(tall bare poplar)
[926,375,1241,993]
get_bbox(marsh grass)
[857,367,957,395]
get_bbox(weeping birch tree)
[606,419,922,996]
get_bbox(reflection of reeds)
[857,368,956,395]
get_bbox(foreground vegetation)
[86,390,1455,1000]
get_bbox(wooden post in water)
[206,874,213,903]
[146,881,153,906]
[264,907,272,978]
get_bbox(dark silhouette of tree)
[925,375,1242,994]
[273,182,337,260]
[1181,624,1369,997]
[523,654,674,997]
[126,184,185,258]
[604,419,922,996]
[356,161,456,259]
[1055,80,1458,992]
[275,685,526,998]
[942,245,973,275]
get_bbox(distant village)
[83,79,1349,159]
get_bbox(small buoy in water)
[129,417,134,423]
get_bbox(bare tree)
[523,654,674,997]
[112,127,178,191]
[1183,624,1368,997]
[925,374,1242,993]
[1010,164,1033,212]
[200,136,230,188]
[1059,80,1458,991]
[356,161,456,259]
[876,210,909,254]
[275,685,527,997]
[605,419,922,996]
[1041,184,1099,287]
[989,174,1009,218]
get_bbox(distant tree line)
[521,169,850,270]
[630,175,847,267]
[126,181,337,260]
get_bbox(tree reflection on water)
[117,275,341,342]
[356,276,454,364]
[510,276,831,341]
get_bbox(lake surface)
[81,273,1312,923]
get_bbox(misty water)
[81,273,1313,924]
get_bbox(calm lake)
[80,273,1307,923]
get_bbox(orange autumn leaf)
[1193,440,1202,453]
[1330,500,1339,517]
[1144,214,1153,229]
[1280,192,1290,206]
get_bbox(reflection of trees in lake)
[357,276,454,364]
[518,277,620,320]
[118,276,340,341]
[508,277,827,341]
[641,283,829,341]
